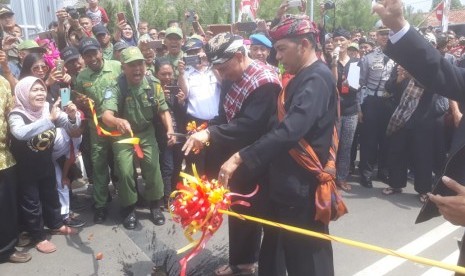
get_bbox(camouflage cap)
[120,46,145,64]
[18,40,46,53]
[165,26,183,39]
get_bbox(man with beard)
[75,38,121,223]
[101,47,175,229]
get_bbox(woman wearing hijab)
[114,21,138,47]
[8,76,81,254]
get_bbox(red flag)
[239,0,261,21]
[436,1,444,21]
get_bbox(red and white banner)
[436,1,444,21]
[238,0,261,22]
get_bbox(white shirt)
[389,22,411,44]
[52,128,82,161]
[184,66,221,120]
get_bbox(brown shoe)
[8,251,32,263]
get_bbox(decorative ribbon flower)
[170,166,258,276]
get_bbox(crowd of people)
[1,0,465,275]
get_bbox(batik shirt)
[0,76,15,170]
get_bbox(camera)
[324,1,335,10]
[183,55,201,67]
[65,6,82,20]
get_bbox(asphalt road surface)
[1,174,462,276]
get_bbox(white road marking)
[354,222,461,276]
[421,250,459,276]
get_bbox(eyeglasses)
[213,56,235,72]
[149,33,157,36]
[32,64,49,72]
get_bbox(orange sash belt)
[277,83,347,225]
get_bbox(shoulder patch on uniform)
[104,88,113,99]
[83,82,93,88]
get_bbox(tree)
[431,0,463,10]
[333,0,377,31]
[404,4,424,27]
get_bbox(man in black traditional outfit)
[213,15,346,276]
[182,32,281,276]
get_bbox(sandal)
[36,240,56,254]
[382,187,403,195]
[336,181,352,192]
[214,263,257,276]
[51,225,77,235]
[419,194,429,203]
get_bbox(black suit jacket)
[385,27,465,270]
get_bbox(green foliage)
[142,0,233,33]
[98,0,431,35]
[431,0,463,10]
[100,0,135,34]
[332,0,377,31]
[404,4,424,27]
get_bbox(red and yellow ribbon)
[88,98,143,158]
[185,121,209,154]
[170,169,465,275]
[169,166,257,276]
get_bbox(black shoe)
[93,208,107,224]
[63,217,86,228]
[150,208,165,226]
[360,178,373,188]
[123,211,137,230]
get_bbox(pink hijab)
[11,76,49,122]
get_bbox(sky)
[404,0,465,12]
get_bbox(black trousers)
[258,199,334,276]
[359,96,393,180]
[228,167,264,265]
[433,114,448,176]
[457,232,465,276]
[350,123,361,168]
[17,164,63,241]
[0,166,18,260]
[387,123,434,194]
[80,122,93,182]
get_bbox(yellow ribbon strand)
[219,209,465,274]
[116,137,140,144]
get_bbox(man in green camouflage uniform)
[102,47,175,229]
[75,37,121,223]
